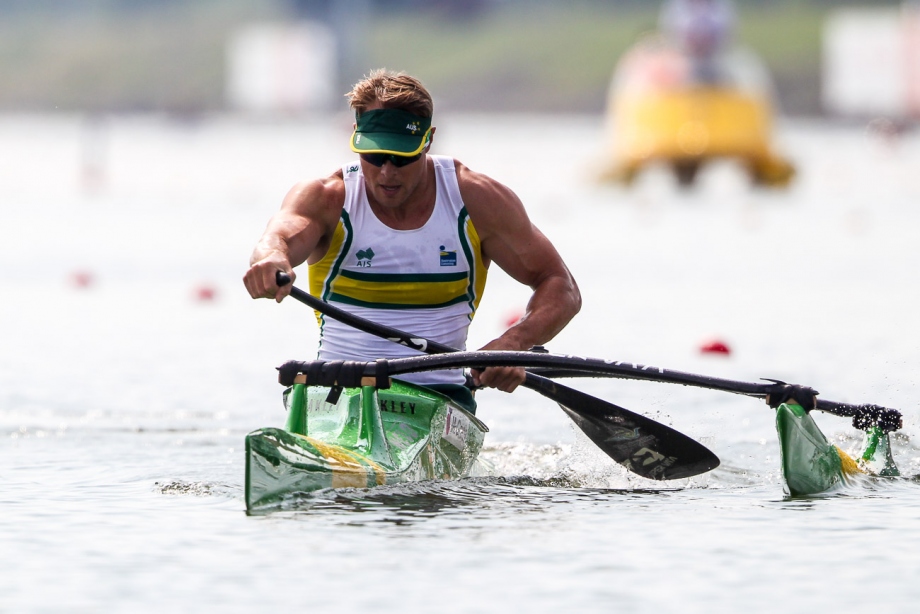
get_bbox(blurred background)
[3,0,920,380]
[0,0,915,120]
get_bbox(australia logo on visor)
[406,123,420,134]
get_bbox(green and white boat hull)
[245,379,488,511]
[775,402,899,496]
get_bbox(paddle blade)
[551,389,720,480]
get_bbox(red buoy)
[69,270,94,289]
[699,339,731,355]
[194,284,217,302]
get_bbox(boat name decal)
[379,400,416,415]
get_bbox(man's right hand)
[243,255,294,303]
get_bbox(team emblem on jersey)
[356,248,375,267]
[439,245,457,266]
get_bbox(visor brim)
[350,127,431,156]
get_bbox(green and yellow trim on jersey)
[307,208,486,314]
[329,270,472,309]
[458,207,487,321]
[308,210,353,326]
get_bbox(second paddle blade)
[555,395,720,480]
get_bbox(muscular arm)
[457,161,582,390]
[243,171,344,302]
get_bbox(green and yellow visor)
[350,108,432,156]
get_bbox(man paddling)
[243,69,581,409]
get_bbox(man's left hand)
[470,339,527,393]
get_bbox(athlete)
[659,0,736,83]
[243,69,581,408]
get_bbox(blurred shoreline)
[0,0,859,117]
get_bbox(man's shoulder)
[452,160,499,193]
[317,171,347,213]
[310,168,347,194]
[285,169,346,217]
[453,160,515,204]
[453,160,528,241]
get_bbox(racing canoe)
[245,378,487,511]
[775,402,899,496]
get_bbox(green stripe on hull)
[245,428,391,508]
[245,379,488,511]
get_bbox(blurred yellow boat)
[601,37,795,188]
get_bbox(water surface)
[3,114,920,612]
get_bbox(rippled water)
[3,113,920,612]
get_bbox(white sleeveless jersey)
[308,155,488,385]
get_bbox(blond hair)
[346,69,434,118]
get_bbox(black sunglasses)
[360,152,423,168]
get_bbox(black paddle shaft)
[273,272,720,480]
[519,365,903,425]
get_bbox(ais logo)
[356,248,375,267]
